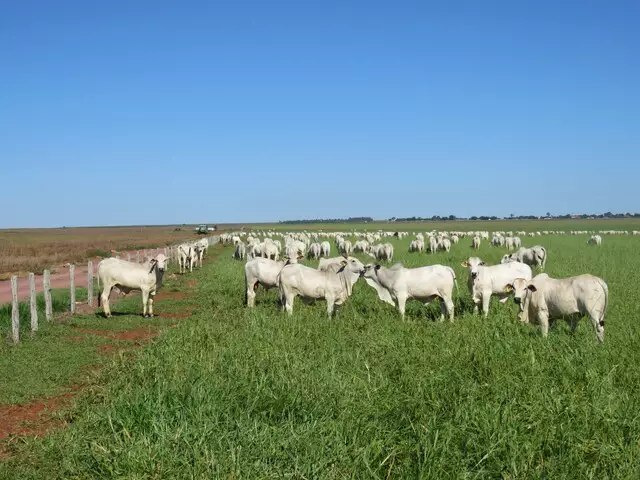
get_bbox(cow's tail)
[598,278,609,328]
[540,247,547,269]
[448,266,459,292]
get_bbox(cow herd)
[223,229,612,343]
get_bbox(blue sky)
[1,1,638,227]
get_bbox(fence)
[4,235,220,344]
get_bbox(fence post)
[69,264,76,313]
[11,276,19,343]
[44,270,53,321]
[29,272,38,332]
[126,253,131,262]
[87,260,94,306]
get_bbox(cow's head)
[360,263,381,278]
[501,253,516,264]
[149,253,168,273]
[504,277,535,304]
[461,257,485,279]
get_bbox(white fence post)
[69,264,76,313]
[29,272,38,332]
[87,260,94,306]
[11,276,19,343]
[44,270,53,321]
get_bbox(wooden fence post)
[87,260,94,306]
[44,270,53,321]
[69,264,76,313]
[11,276,19,343]
[29,272,38,332]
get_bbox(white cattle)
[262,239,279,260]
[505,237,515,250]
[339,240,353,256]
[451,234,459,244]
[361,263,456,321]
[307,242,322,260]
[320,241,331,257]
[440,237,451,252]
[244,257,287,307]
[409,239,424,253]
[177,244,193,274]
[97,254,168,317]
[505,273,608,342]
[462,257,532,317]
[501,246,547,269]
[513,236,522,249]
[354,240,370,253]
[588,235,602,246]
[278,257,365,317]
[318,255,358,272]
[472,236,481,250]
[429,236,438,254]
[234,241,246,260]
[369,243,394,262]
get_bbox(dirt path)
[0,248,167,305]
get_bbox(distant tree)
[546,212,551,217]
[448,215,456,220]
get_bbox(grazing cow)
[244,257,287,307]
[339,240,353,256]
[97,254,168,317]
[505,237,515,251]
[177,244,192,274]
[354,240,370,253]
[501,246,547,269]
[234,241,246,260]
[409,239,424,253]
[307,242,322,260]
[278,257,365,317]
[505,273,608,342]
[462,257,532,317]
[370,243,394,262]
[320,241,331,257]
[588,235,602,246]
[451,234,459,244]
[513,236,522,249]
[472,236,481,250]
[262,239,279,260]
[440,237,451,252]
[429,236,438,254]
[360,263,456,321]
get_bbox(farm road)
[0,248,166,305]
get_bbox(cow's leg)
[587,308,605,343]
[246,280,256,307]
[472,292,480,315]
[441,294,455,322]
[396,294,407,320]
[142,289,150,317]
[482,292,491,318]
[326,298,335,318]
[537,310,549,337]
[284,293,294,316]
[101,285,114,318]
[148,295,154,317]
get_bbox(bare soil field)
[0,226,203,280]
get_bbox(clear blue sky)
[2,1,638,227]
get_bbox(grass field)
[2,224,640,478]
[0,226,202,279]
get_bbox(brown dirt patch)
[76,327,158,343]
[154,290,188,301]
[0,386,81,442]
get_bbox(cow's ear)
[527,284,537,292]
[504,283,513,293]
[375,264,381,270]
[461,261,469,267]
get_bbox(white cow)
[307,242,322,260]
[409,239,424,253]
[97,254,168,317]
[462,257,532,317]
[429,236,438,254]
[505,273,608,342]
[318,255,359,272]
[588,235,602,246]
[234,241,246,260]
[244,257,287,307]
[501,246,547,269]
[278,257,365,317]
[320,241,331,257]
[472,236,481,250]
[370,243,394,262]
[177,244,193,274]
[505,237,515,251]
[361,263,456,321]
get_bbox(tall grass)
[2,234,640,478]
